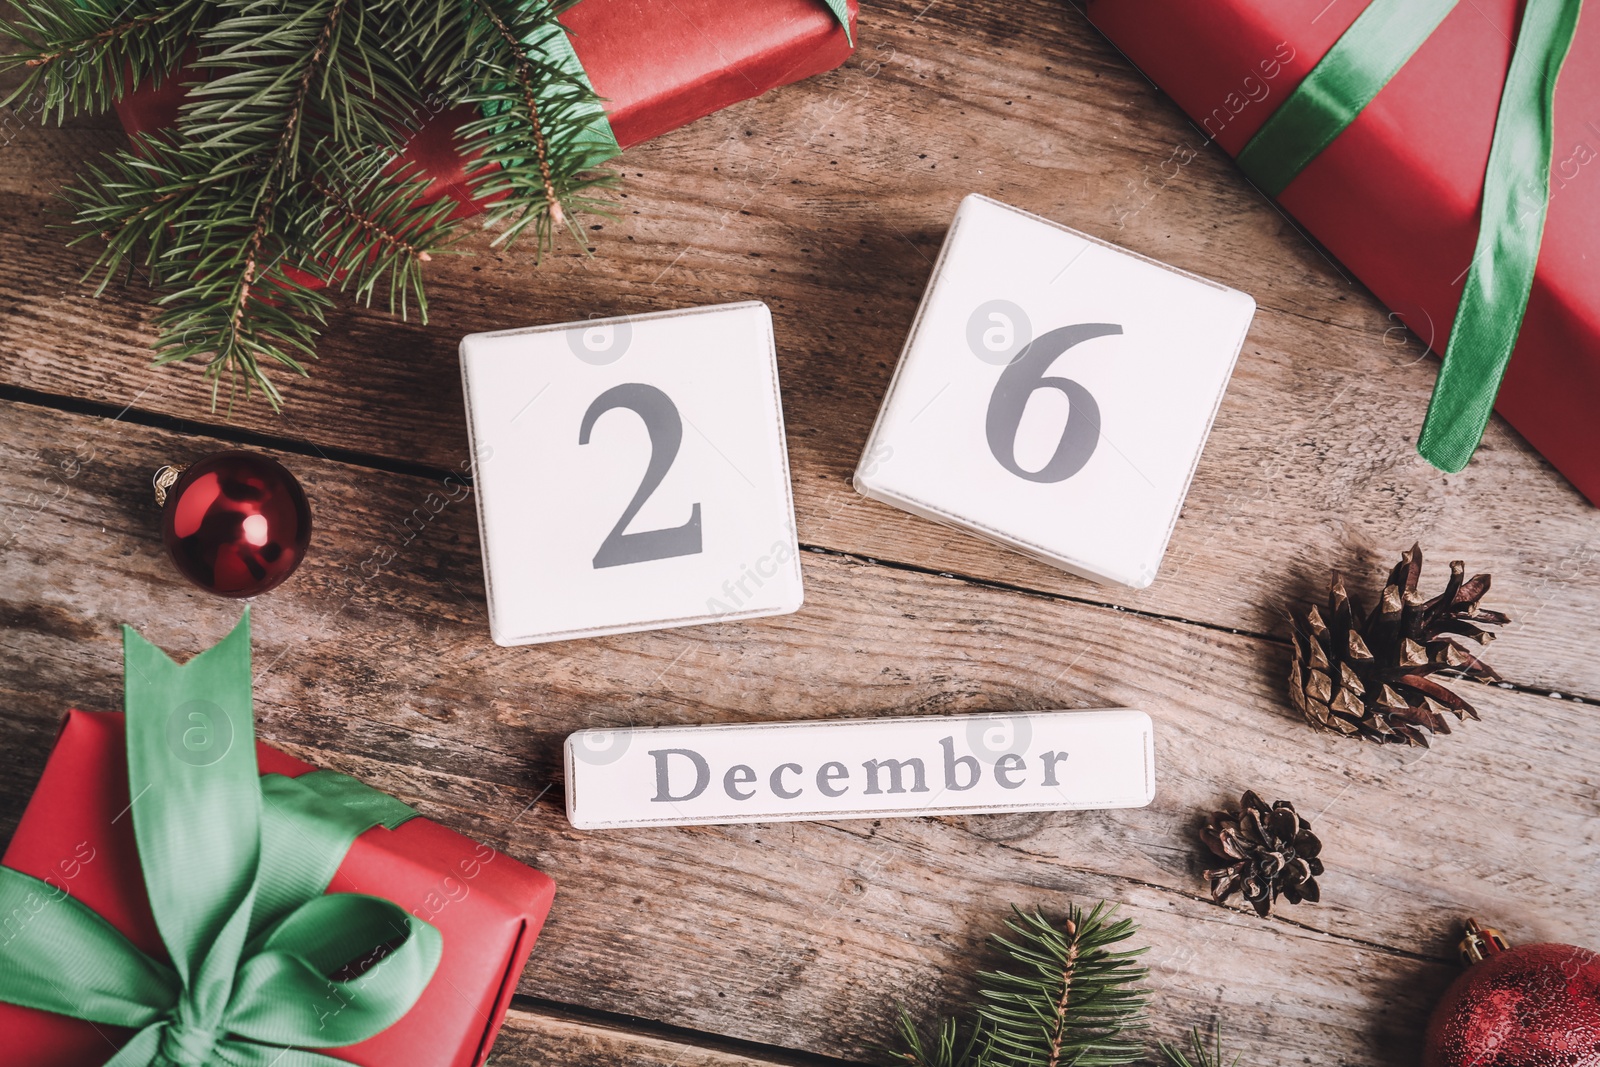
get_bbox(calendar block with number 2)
[854,195,1256,589]
[461,303,804,645]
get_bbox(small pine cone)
[1200,790,1323,917]
[1288,543,1509,746]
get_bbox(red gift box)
[1086,0,1600,503]
[0,709,555,1067]
[114,0,858,217]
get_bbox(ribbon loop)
[228,894,444,1050]
[0,866,178,1029]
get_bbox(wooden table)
[4,2,1598,1064]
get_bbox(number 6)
[984,323,1121,483]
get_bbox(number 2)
[985,323,1121,483]
[580,383,704,569]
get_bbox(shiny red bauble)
[159,451,312,597]
[1424,920,1600,1067]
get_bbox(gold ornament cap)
[1458,917,1510,965]
[152,464,186,508]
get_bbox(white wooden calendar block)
[460,302,803,645]
[565,708,1155,829]
[854,194,1256,589]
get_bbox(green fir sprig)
[888,1010,993,1067]
[1158,1027,1242,1067]
[886,904,1151,1067]
[0,0,207,119]
[1,0,615,408]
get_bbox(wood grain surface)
[2,1,1598,1065]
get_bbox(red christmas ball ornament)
[155,450,312,597]
[1424,918,1600,1067]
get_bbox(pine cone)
[1288,543,1509,746]
[1201,790,1323,917]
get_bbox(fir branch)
[27,0,617,406]
[183,0,352,182]
[472,0,561,222]
[63,135,215,289]
[884,1008,993,1067]
[313,175,432,266]
[165,0,354,403]
[1158,1027,1241,1067]
[66,130,335,407]
[978,905,1150,1067]
[882,905,1150,1067]
[147,162,334,409]
[309,152,461,321]
[452,0,615,249]
[22,8,164,68]
[0,0,206,118]
[180,0,425,169]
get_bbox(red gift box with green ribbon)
[95,0,855,372]
[113,0,857,221]
[0,613,555,1066]
[1086,0,1600,503]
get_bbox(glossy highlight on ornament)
[159,451,311,598]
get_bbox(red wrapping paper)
[1086,0,1600,504]
[114,0,858,216]
[0,709,555,1067]
[562,0,855,149]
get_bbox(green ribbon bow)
[0,611,443,1066]
[1235,0,1584,473]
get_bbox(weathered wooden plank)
[489,1005,812,1066]
[2,398,1594,1066]
[2,0,1595,703]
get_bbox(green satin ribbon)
[0,611,443,1067]
[1235,0,1584,473]
[1417,0,1583,471]
[1235,0,1457,198]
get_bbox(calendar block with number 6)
[461,303,804,645]
[854,194,1256,589]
